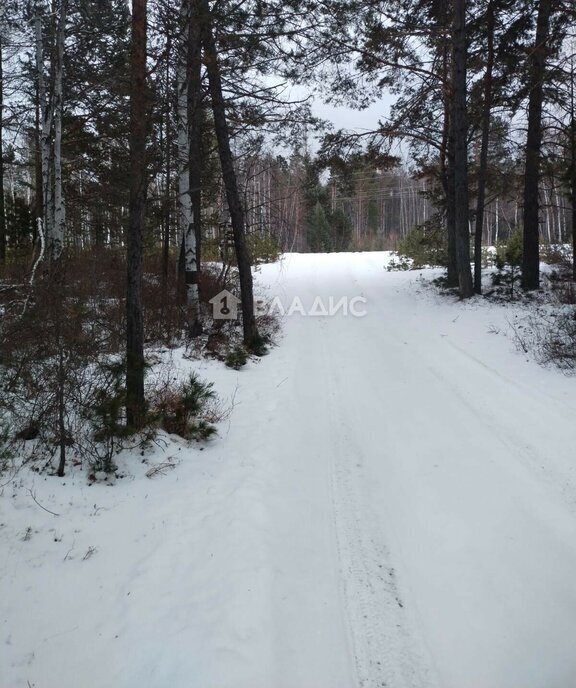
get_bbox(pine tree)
[451,0,474,297]
[0,20,5,267]
[126,0,148,429]
[199,0,261,348]
[522,0,554,290]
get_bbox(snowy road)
[238,253,576,688]
[3,252,576,688]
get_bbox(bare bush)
[149,371,220,441]
[510,306,576,372]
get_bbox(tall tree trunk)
[473,0,495,294]
[522,0,553,291]
[189,0,203,279]
[52,0,66,262]
[126,0,148,429]
[451,0,473,298]
[34,84,43,247]
[34,8,54,248]
[0,33,6,267]
[570,61,576,281]
[177,0,201,335]
[161,32,171,289]
[446,123,458,286]
[200,0,260,347]
[56,328,66,477]
[440,44,457,286]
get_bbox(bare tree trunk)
[126,0,148,429]
[52,0,66,262]
[570,60,576,281]
[177,0,201,334]
[440,44,457,287]
[200,0,260,347]
[522,0,552,290]
[189,0,203,277]
[34,84,43,247]
[56,335,66,477]
[34,9,54,250]
[0,33,5,267]
[451,0,473,298]
[161,30,171,289]
[473,0,495,294]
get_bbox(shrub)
[0,249,248,478]
[395,219,448,269]
[202,232,281,266]
[307,201,332,252]
[538,309,576,370]
[541,242,572,267]
[78,361,136,474]
[247,232,281,265]
[511,307,576,372]
[245,331,270,356]
[492,229,523,298]
[386,254,412,271]
[225,346,248,370]
[494,228,523,271]
[0,420,12,475]
[0,265,143,477]
[152,373,217,441]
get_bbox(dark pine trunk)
[126,0,148,429]
[440,42,457,286]
[451,0,473,298]
[189,0,202,280]
[0,35,5,267]
[200,0,259,347]
[473,0,495,294]
[522,0,552,291]
[162,31,171,290]
[570,64,576,282]
[445,121,458,287]
[56,342,66,477]
[439,42,458,288]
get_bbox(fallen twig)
[28,488,60,516]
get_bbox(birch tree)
[33,0,66,263]
[177,0,201,335]
[34,3,54,255]
[52,0,66,261]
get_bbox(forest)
[4,2,576,688]
[0,0,574,469]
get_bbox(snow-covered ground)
[2,252,576,688]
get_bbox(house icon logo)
[209,290,241,320]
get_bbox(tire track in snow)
[318,323,437,688]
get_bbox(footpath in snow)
[2,252,576,688]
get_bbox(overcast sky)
[312,97,389,133]
[305,91,411,162]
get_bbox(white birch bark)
[52,0,66,261]
[177,0,199,320]
[34,9,54,248]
